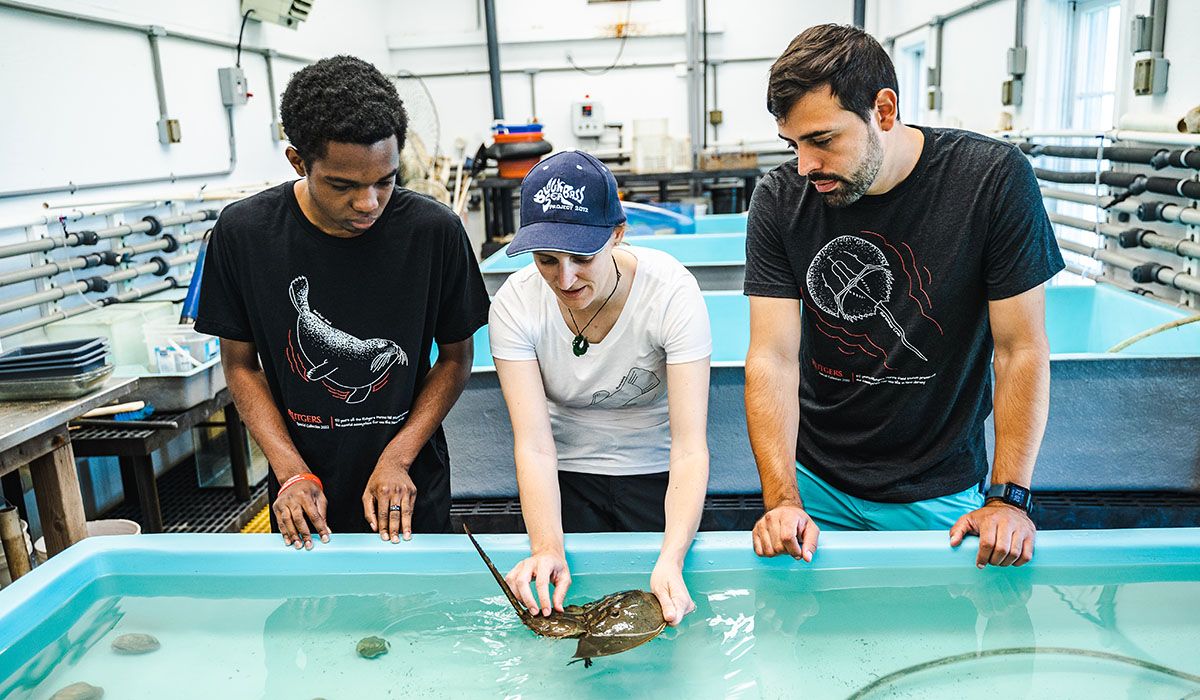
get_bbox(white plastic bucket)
[33,518,141,564]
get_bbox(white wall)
[384,0,854,156]
[869,0,1200,307]
[868,0,1200,133]
[0,0,392,224]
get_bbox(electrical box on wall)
[1133,57,1169,96]
[157,118,182,144]
[1129,15,1154,54]
[572,99,604,137]
[1001,78,1023,107]
[218,67,249,106]
[240,0,312,29]
[1006,47,1027,76]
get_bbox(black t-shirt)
[744,127,1064,503]
[195,182,490,532]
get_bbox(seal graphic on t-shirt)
[287,276,408,404]
[806,235,928,362]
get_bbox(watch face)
[1009,485,1029,504]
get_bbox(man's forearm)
[379,353,472,468]
[990,345,1050,487]
[745,353,802,509]
[225,364,311,481]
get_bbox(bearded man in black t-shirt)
[196,56,489,549]
[744,25,1063,568]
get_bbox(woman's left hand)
[650,561,696,626]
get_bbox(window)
[897,43,926,126]
[1065,0,1121,131]
[1047,0,1122,280]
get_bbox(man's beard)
[811,128,884,208]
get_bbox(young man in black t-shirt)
[195,56,489,549]
[745,25,1063,568]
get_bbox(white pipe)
[998,129,1200,147]
[38,181,274,211]
[1040,187,1200,226]
[0,202,148,232]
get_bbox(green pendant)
[572,334,589,357]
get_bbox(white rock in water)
[111,633,161,654]
[49,682,103,700]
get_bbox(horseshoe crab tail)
[463,524,532,623]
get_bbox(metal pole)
[147,27,169,122]
[853,0,867,29]
[526,70,538,122]
[482,0,504,121]
[685,0,704,170]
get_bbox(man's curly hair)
[280,55,408,164]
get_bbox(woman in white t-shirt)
[488,150,711,627]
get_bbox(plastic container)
[143,323,220,373]
[45,302,177,368]
[493,123,546,178]
[33,518,140,564]
[632,119,670,173]
[116,356,227,411]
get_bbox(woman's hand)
[650,559,696,626]
[505,551,572,617]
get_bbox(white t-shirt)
[489,245,712,476]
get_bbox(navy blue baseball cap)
[508,150,627,257]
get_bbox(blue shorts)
[797,462,984,531]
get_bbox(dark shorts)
[557,470,669,532]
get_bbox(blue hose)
[178,233,210,323]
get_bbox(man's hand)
[363,460,418,542]
[751,504,819,562]
[505,551,571,617]
[949,501,1036,568]
[650,560,696,626]
[273,480,330,550]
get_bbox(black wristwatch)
[985,483,1033,513]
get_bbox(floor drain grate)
[104,459,268,533]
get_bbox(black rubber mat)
[103,457,268,533]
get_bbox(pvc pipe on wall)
[1059,237,1200,296]
[1039,187,1200,227]
[1001,129,1200,147]
[0,276,186,339]
[1049,212,1200,261]
[1033,168,1200,199]
[0,251,196,317]
[0,211,213,261]
[1019,142,1200,170]
[0,227,208,289]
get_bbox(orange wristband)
[277,472,323,496]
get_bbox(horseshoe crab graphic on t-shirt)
[805,233,942,366]
[284,276,408,404]
[590,367,661,407]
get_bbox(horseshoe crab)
[464,525,666,667]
